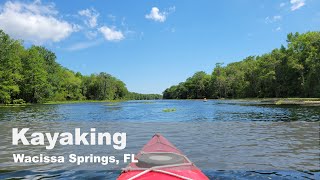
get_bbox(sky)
[0,0,319,94]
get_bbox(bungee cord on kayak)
[122,151,194,180]
[124,162,194,180]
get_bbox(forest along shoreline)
[0,30,161,105]
[163,32,320,102]
[1,30,319,105]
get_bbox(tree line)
[163,31,320,99]
[0,30,161,104]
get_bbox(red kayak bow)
[118,134,209,180]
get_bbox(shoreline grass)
[0,104,31,108]
[234,98,320,106]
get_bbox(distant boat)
[203,98,207,102]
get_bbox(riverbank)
[0,99,128,107]
[43,99,128,105]
[161,98,320,106]
[2,98,320,106]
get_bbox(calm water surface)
[0,100,319,179]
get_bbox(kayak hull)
[118,134,209,180]
[118,169,208,180]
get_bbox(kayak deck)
[118,134,209,180]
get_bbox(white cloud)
[0,1,75,44]
[145,6,175,22]
[78,8,99,28]
[290,0,305,11]
[99,26,124,41]
[145,7,166,22]
[265,15,282,24]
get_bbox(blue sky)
[0,0,319,94]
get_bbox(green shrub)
[12,99,26,104]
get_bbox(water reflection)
[0,100,319,179]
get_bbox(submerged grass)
[239,98,320,106]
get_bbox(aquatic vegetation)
[274,98,320,105]
[275,100,284,105]
[162,108,176,112]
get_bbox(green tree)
[20,46,50,103]
[0,30,23,103]
[163,31,320,99]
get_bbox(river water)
[0,100,319,179]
